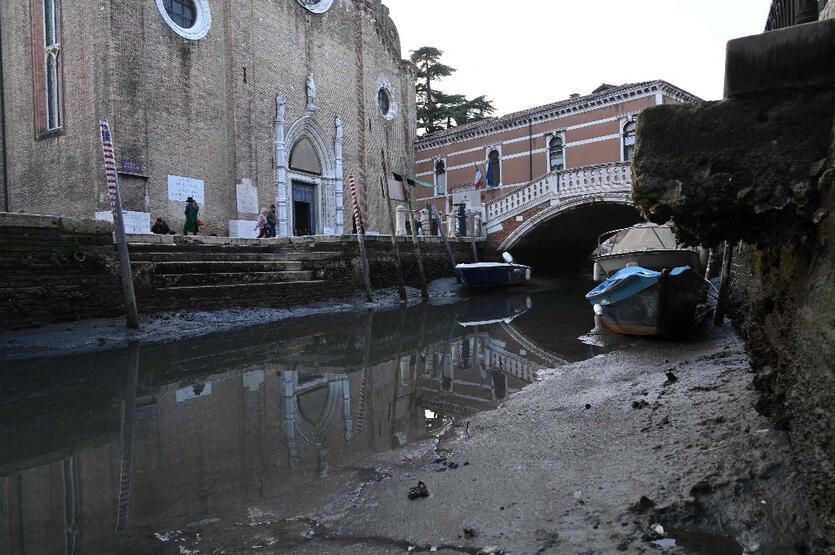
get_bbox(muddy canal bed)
[0,279,815,554]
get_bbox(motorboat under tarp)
[457,253,533,288]
[586,265,705,336]
[593,223,702,281]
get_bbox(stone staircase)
[128,243,344,311]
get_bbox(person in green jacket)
[183,197,200,235]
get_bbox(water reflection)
[0,280,597,554]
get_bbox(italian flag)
[473,164,484,189]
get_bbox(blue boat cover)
[586,266,692,305]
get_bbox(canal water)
[0,279,602,554]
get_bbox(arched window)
[487,149,500,187]
[43,0,62,131]
[289,137,322,175]
[434,160,446,195]
[623,121,636,162]
[548,136,564,172]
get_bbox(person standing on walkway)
[255,208,269,238]
[267,204,278,238]
[183,197,200,235]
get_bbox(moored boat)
[456,253,532,289]
[592,223,703,281]
[585,265,706,336]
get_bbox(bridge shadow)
[507,202,642,274]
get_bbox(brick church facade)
[0,0,416,237]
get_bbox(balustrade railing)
[485,161,633,224]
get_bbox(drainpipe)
[0,9,9,212]
[528,119,533,182]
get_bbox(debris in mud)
[463,527,478,539]
[407,481,429,500]
[630,496,656,514]
[478,546,501,555]
[585,403,592,409]
[632,400,650,409]
[649,523,665,539]
[664,370,678,384]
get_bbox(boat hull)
[587,266,705,337]
[596,249,701,279]
[456,263,532,288]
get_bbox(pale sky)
[385,0,772,115]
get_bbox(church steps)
[153,270,315,288]
[136,260,306,274]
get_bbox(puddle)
[0,279,604,553]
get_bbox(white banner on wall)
[95,210,151,234]
[236,179,258,214]
[168,175,205,203]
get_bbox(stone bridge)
[483,162,642,271]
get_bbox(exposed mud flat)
[154,325,817,554]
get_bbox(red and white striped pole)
[99,118,139,328]
[349,174,365,234]
[348,174,372,302]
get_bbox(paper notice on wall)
[168,175,205,203]
[95,210,151,234]
[236,178,258,214]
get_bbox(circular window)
[156,0,211,40]
[377,88,391,117]
[164,0,196,28]
[295,0,334,13]
[375,78,397,121]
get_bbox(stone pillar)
[274,93,289,237]
[419,209,429,235]
[446,212,456,237]
[474,213,482,237]
[395,205,407,236]
[334,116,345,235]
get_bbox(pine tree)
[410,47,496,135]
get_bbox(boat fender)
[593,262,602,281]
[593,303,604,316]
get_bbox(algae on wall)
[631,91,835,548]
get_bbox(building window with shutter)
[487,149,501,187]
[623,121,636,162]
[33,0,63,136]
[548,136,564,172]
[434,160,446,196]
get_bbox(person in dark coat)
[183,197,200,235]
[152,217,174,234]
[267,204,278,237]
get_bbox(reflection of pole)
[62,457,80,554]
[356,311,374,433]
[116,342,140,535]
[282,369,300,468]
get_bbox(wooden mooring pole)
[469,211,479,263]
[380,151,408,301]
[349,174,373,302]
[99,119,139,329]
[401,173,429,302]
[713,241,734,326]
[430,204,460,283]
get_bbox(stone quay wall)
[0,213,480,331]
[0,213,125,330]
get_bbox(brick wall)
[0,213,124,331]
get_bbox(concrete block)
[725,19,835,98]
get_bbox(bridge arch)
[499,193,642,272]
